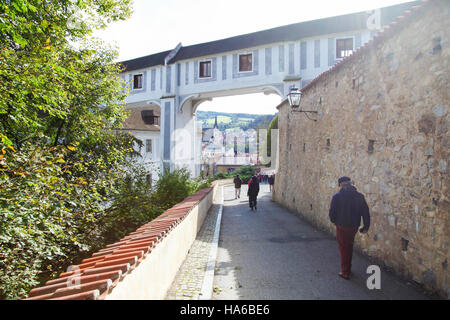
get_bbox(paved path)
[167,183,431,300]
[212,184,430,300]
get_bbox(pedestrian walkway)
[213,184,431,300]
[167,183,432,300]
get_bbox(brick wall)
[274,0,449,298]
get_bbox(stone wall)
[274,0,449,298]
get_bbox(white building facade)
[119,2,418,177]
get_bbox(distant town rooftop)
[216,156,253,166]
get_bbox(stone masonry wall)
[274,0,449,297]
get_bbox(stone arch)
[179,95,212,116]
[146,99,162,108]
[259,85,284,98]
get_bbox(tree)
[0,0,137,299]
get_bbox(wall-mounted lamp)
[287,87,318,121]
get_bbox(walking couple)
[233,174,260,211]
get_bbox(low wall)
[26,183,218,300]
[105,187,214,300]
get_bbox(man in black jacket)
[247,176,260,211]
[233,174,243,199]
[329,176,370,279]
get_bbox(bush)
[0,141,210,300]
[151,168,196,210]
[102,166,213,246]
[98,162,162,245]
[236,165,255,183]
[212,165,256,183]
[213,172,230,180]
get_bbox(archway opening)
[194,92,281,178]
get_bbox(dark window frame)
[141,110,159,126]
[238,53,253,72]
[336,38,354,59]
[133,74,143,89]
[199,60,212,78]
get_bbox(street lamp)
[287,87,302,108]
[287,87,318,121]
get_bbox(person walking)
[233,174,243,199]
[268,175,275,192]
[329,176,370,280]
[247,175,260,211]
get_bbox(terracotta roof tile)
[25,187,213,300]
[49,290,100,300]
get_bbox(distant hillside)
[197,110,276,131]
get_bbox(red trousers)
[336,226,358,276]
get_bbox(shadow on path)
[212,184,432,300]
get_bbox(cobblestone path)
[165,187,223,300]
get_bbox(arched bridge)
[119,2,417,177]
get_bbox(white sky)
[96,0,412,115]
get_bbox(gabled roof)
[122,106,161,131]
[119,1,418,72]
[119,50,172,72]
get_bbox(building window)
[133,74,143,89]
[336,38,354,59]
[141,110,159,125]
[146,139,152,153]
[239,53,253,72]
[199,60,211,78]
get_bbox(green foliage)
[0,135,137,299]
[0,0,213,300]
[0,1,133,147]
[197,111,276,131]
[235,165,256,183]
[189,176,214,193]
[98,161,162,245]
[151,167,194,210]
[213,165,255,183]
[0,0,152,300]
[213,172,229,180]
[151,167,211,211]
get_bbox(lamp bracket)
[290,109,318,122]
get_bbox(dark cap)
[338,176,351,184]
